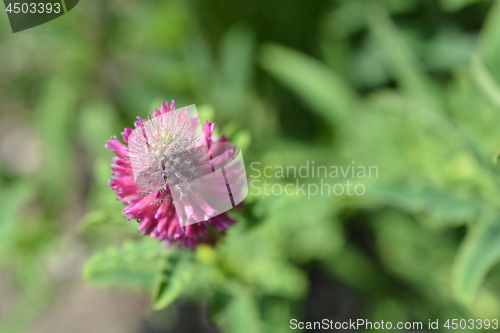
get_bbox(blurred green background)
[2,0,500,332]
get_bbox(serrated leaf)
[452,215,500,304]
[82,239,165,290]
[152,250,194,310]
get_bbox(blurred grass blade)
[452,215,500,304]
[35,75,79,205]
[82,239,164,290]
[366,4,445,110]
[79,210,137,231]
[470,55,500,110]
[152,250,194,310]
[79,211,108,231]
[260,43,357,126]
[440,0,482,12]
[215,24,256,114]
[478,0,500,79]
[78,100,119,159]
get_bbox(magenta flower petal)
[105,100,238,248]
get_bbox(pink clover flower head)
[105,101,237,248]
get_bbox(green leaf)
[440,0,482,12]
[322,0,368,40]
[223,287,261,333]
[35,75,79,204]
[372,212,456,295]
[78,100,119,159]
[322,244,390,296]
[152,250,194,310]
[470,55,500,110]
[261,300,294,333]
[360,182,495,227]
[369,91,493,172]
[207,288,232,324]
[249,260,307,299]
[0,182,35,259]
[366,4,445,110]
[79,211,109,230]
[322,0,420,40]
[215,23,256,115]
[452,215,500,304]
[478,0,500,80]
[218,223,308,299]
[259,43,357,126]
[82,239,164,290]
[222,121,252,153]
[79,210,137,232]
[254,194,343,261]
